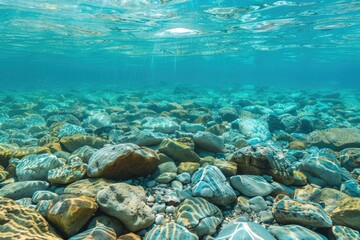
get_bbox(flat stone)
[87,143,159,179]
[0,181,49,200]
[268,224,327,240]
[0,196,62,239]
[216,221,276,240]
[47,195,98,237]
[230,175,273,197]
[191,165,236,207]
[272,196,332,228]
[158,138,201,163]
[176,197,223,237]
[193,131,224,152]
[144,222,198,240]
[96,183,155,232]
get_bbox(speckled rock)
[96,183,155,232]
[216,221,276,240]
[48,162,87,185]
[64,178,114,198]
[230,143,294,185]
[158,138,201,162]
[58,123,86,138]
[268,224,326,240]
[230,175,273,197]
[0,181,49,200]
[16,153,64,181]
[178,162,200,174]
[272,196,332,228]
[330,197,360,231]
[191,165,236,206]
[87,143,159,179]
[47,195,98,237]
[193,131,224,152]
[60,134,109,152]
[176,197,223,237]
[307,128,360,151]
[0,196,61,239]
[300,151,341,187]
[330,225,360,240]
[340,148,360,171]
[68,225,116,240]
[144,222,198,240]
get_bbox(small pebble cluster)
[0,85,359,240]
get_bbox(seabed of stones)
[0,85,359,240]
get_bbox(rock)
[0,143,17,167]
[340,148,360,171]
[142,117,180,133]
[216,221,276,240]
[0,196,61,239]
[47,195,98,237]
[144,222,198,240]
[330,225,360,240]
[289,140,306,150]
[0,165,9,182]
[85,112,112,128]
[212,160,237,177]
[330,197,360,231]
[154,161,177,177]
[0,181,49,200]
[64,178,114,198]
[191,165,236,206]
[176,197,223,237]
[60,134,109,152]
[96,183,155,232]
[292,170,307,186]
[58,123,86,138]
[230,143,294,185]
[158,138,201,163]
[249,196,268,212]
[259,210,274,224]
[272,196,332,228]
[87,143,159,179]
[70,145,96,163]
[155,172,177,183]
[207,124,227,136]
[341,179,360,197]
[118,233,142,240]
[68,226,116,240]
[176,172,191,184]
[87,215,124,236]
[232,118,271,142]
[178,162,200,174]
[16,153,64,181]
[32,190,58,204]
[268,224,326,240]
[230,175,273,197]
[35,199,52,217]
[300,151,341,187]
[306,128,360,151]
[117,130,165,146]
[193,131,225,152]
[181,122,205,133]
[48,162,87,185]
[12,146,51,160]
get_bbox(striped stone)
[48,162,87,185]
[268,224,326,240]
[216,221,276,240]
[176,197,223,237]
[144,222,198,240]
[68,226,116,240]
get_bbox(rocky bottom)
[0,84,359,240]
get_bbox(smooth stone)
[232,118,271,142]
[165,206,176,214]
[155,172,177,183]
[144,222,198,240]
[70,145,96,163]
[181,122,206,133]
[259,210,274,224]
[87,143,159,179]
[15,197,32,207]
[35,199,51,217]
[155,214,165,225]
[177,162,200,174]
[87,215,125,236]
[171,180,183,191]
[230,175,273,197]
[154,161,177,176]
[176,197,223,237]
[158,138,201,163]
[215,221,276,240]
[340,148,360,171]
[330,197,360,231]
[176,172,191,184]
[96,183,155,232]
[47,195,98,238]
[68,226,116,240]
[60,134,109,152]
[16,154,64,181]
[85,112,112,128]
[272,196,332,228]
[193,131,224,152]
[268,224,327,240]
[0,165,9,182]
[248,196,268,212]
[341,179,360,197]
[48,162,87,185]
[58,123,86,138]
[0,181,49,200]
[118,233,142,240]
[142,117,180,134]
[330,225,360,240]
[64,178,114,198]
[213,160,237,177]
[152,203,166,213]
[292,170,307,186]
[191,165,236,207]
[0,197,62,239]
[32,190,58,204]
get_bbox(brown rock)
[158,138,200,163]
[330,198,360,231]
[64,178,114,198]
[60,134,109,152]
[117,233,141,240]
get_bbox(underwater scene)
[0,0,360,239]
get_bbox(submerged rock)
[158,138,201,163]
[0,181,50,200]
[144,222,198,240]
[216,221,276,240]
[268,224,326,240]
[230,175,273,197]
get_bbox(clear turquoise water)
[1,0,360,90]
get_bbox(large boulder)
[96,183,155,232]
[87,143,159,179]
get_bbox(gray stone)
[142,117,180,134]
[0,181,49,200]
[230,175,273,197]
[268,225,327,240]
[144,222,198,240]
[58,123,86,138]
[232,118,271,142]
[193,131,225,152]
[249,196,268,212]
